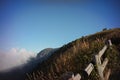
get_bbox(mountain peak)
[37,48,53,58]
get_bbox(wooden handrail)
[62,40,112,80]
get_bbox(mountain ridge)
[26,28,120,80]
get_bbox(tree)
[103,28,107,31]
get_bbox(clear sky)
[0,0,120,53]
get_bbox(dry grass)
[26,28,120,80]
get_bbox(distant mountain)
[25,28,120,80]
[36,48,58,61]
[37,48,53,58]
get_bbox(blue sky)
[0,0,120,53]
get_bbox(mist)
[0,48,36,72]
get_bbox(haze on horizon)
[0,0,120,71]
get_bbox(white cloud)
[0,48,36,71]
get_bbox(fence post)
[98,45,107,58]
[108,40,112,46]
[104,69,111,80]
[95,45,108,80]
[101,58,108,72]
[95,55,104,80]
[85,63,94,76]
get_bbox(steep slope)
[26,28,120,80]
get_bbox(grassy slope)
[26,28,120,80]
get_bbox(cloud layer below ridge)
[0,48,36,71]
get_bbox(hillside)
[26,28,120,80]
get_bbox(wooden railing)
[63,40,112,80]
[94,40,112,80]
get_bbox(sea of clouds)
[0,48,36,71]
